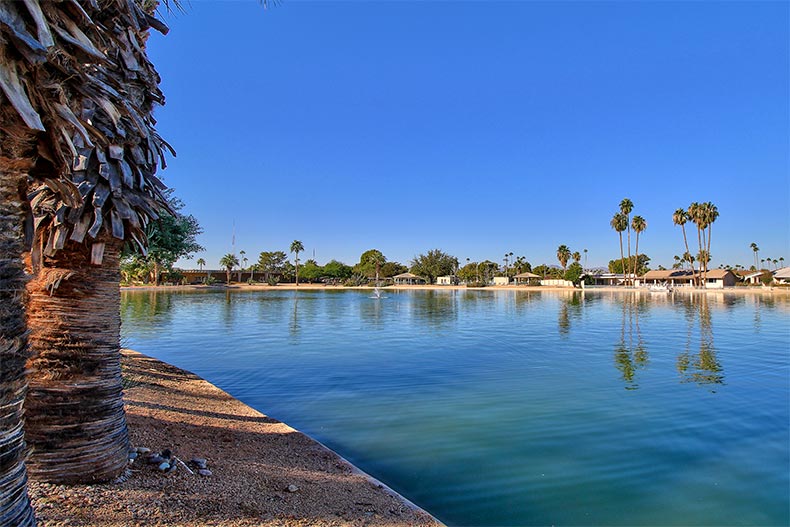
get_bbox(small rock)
[161,449,172,459]
[158,462,170,471]
[286,484,299,493]
[198,469,212,476]
[190,458,208,469]
[136,447,151,454]
[146,455,165,464]
[128,452,138,460]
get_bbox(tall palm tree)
[556,245,571,271]
[610,213,627,284]
[197,258,206,271]
[750,243,759,271]
[688,202,706,286]
[3,0,173,489]
[631,216,647,278]
[220,253,239,284]
[620,199,634,284]
[702,202,718,283]
[583,248,588,269]
[238,250,246,282]
[673,208,692,271]
[290,240,304,286]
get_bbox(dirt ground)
[27,350,444,527]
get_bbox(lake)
[121,289,790,526]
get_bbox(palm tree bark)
[0,158,36,526]
[24,238,129,484]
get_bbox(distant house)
[436,275,459,285]
[540,278,575,287]
[393,272,427,285]
[514,272,541,285]
[703,269,737,289]
[585,273,627,286]
[773,266,790,284]
[735,270,763,285]
[492,276,511,286]
[639,269,697,287]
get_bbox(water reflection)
[409,290,458,328]
[677,295,724,387]
[557,291,584,336]
[613,293,649,390]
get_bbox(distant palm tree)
[197,258,206,271]
[238,250,246,281]
[632,216,647,278]
[611,213,628,283]
[702,202,719,283]
[557,245,572,271]
[220,254,239,284]
[673,208,692,271]
[572,251,581,264]
[773,258,779,269]
[290,240,304,285]
[750,243,759,271]
[620,199,634,283]
[780,257,785,268]
[583,248,588,269]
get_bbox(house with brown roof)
[393,272,427,285]
[703,269,737,288]
[639,269,697,287]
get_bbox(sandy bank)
[28,350,444,527]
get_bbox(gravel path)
[28,350,444,527]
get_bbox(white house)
[773,267,790,284]
[493,276,511,286]
[437,275,459,285]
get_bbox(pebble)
[158,462,170,472]
[190,458,208,469]
[136,447,151,454]
[198,469,212,477]
[286,484,299,493]
[128,452,138,460]
[147,455,165,465]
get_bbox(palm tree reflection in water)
[614,293,649,390]
[677,295,724,388]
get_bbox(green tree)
[323,260,353,280]
[197,258,206,271]
[609,254,651,275]
[631,215,647,279]
[121,193,204,285]
[557,245,571,271]
[457,262,479,283]
[353,249,387,279]
[610,212,628,282]
[411,249,459,284]
[565,262,584,284]
[380,261,407,278]
[572,251,581,264]
[290,240,304,285]
[220,254,239,284]
[299,259,323,283]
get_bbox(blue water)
[121,289,790,526]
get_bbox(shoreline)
[122,283,790,295]
[28,350,444,526]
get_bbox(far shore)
[121,283,790,295]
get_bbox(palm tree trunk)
[696,226,703,287]
[705,224,712,284]
[634,233,640,283]
[681,225,690,270]
[626,222,632,285]
[619,233,625,285]
[0,159,36,526]
[24,237,130,484]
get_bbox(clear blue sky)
[147,0,789,270]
